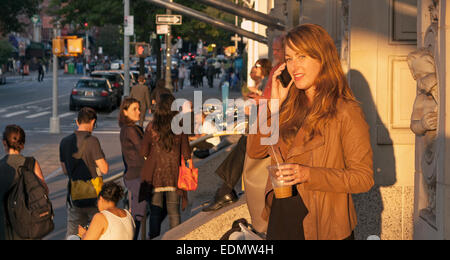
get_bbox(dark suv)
[90,71,124,99]
[70,78,119,112]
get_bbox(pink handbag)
[178,156,198,191]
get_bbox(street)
[0,70,243,240]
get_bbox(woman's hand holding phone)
[271,63,293,112]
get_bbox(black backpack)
[7,157,54,239]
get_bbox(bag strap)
[72,133,91,160]
[23,157,36,172]
[67,133,92,207]
[70,133,91,175]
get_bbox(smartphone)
[277,67,292,88]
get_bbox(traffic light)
[52,38,65,55]
[135,42,150,58]
[67,38,83,55]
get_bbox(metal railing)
[104,129,245,184]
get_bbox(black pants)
[267,190,355,240]
[214,136,247,198]
[267,190,308,240]
[148,191,180,239]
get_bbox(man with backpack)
[59,107,109,238]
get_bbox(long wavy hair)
[152,93,178,152]
[280,24,356,144]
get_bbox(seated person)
[76,182,135,240]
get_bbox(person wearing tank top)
[77,183,135,240]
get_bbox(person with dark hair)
[59,107,109,238]
[119,97,146,240]
[37,61,45,82]
[140,93,192,239]
[150,79,172,113]
[0,125,48,240]
[171,65,179,92]
[77,182,135,240]
[207,62,215,88]
[130,75,151,127]
[247,58,272,96]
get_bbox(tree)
[47,0,237,49]
[0,40,14,65]
[0,0,42,35]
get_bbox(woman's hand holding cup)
[276,163,310,186]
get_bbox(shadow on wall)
[349,69,397,240]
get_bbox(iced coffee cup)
[267,163,296,199]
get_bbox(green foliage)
[0,0,43,35]
[0,40,14,65]
[96,24,123,59]
[47,0,123,29]
[47,0,240,54]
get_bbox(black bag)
[7,157,54,239]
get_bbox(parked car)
[112,70,137,84]
[110,60,123,70]
[90,71,123,102]
[69,78,119,112]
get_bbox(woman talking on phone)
[247,24,374,240]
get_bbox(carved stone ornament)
[407,13,439,222]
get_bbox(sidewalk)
[2,69,79,84]
[0,77,251,240]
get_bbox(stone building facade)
[244,0,450,239]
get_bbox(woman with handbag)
[119,97,147,240]
[140,93,192,239]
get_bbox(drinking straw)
[270,145,283,181]
[270,145,281,167]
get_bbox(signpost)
[156,14,182,25]
[124,15,134,36]
[156,25,169,34]
[123,0,131,97]
[156,7,182,90]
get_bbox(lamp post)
[124,0,131,97]
[165,0,173,90]
[49,21,61,134]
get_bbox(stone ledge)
[160,194,251,240]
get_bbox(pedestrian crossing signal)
[52,38,64,55]
[134,42,150,58]
[67,38,83,54]
[52,36,83,57]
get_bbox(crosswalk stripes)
[1,108,74,120]
[3,110,29,118]
[26,111,52,119]
[58,112,75,118]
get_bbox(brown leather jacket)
[247,99,374,240]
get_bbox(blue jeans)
[148,191,180,239]
[66,206,98,238]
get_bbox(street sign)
[156,14,182,25]
[124,15,134,36]
[157,24,169,34]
